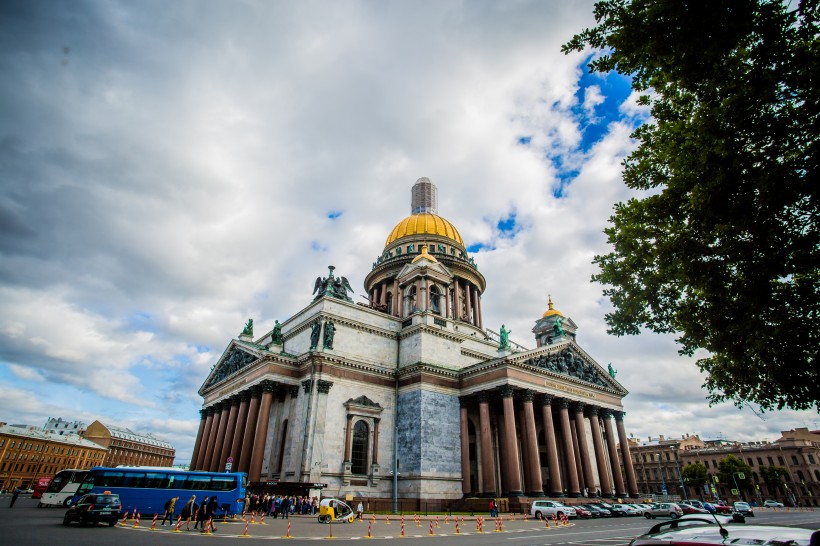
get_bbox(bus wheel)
[63,498,71,507]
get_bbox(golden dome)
[385,213,464,248]
[542,295,564,318]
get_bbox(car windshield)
[94,495,119,505]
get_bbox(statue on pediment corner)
[271,320,283,345]
[309,319,322,351]
[241,318,253,337]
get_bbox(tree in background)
[681,462,709,497]
[564,1,819,412]
[760,465,790,498]
[717,455,753,499]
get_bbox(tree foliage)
[760,465,790,493]
[717,455,753,492]
[681,461,709,490]
[564,1,819,411]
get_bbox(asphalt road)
[2,495,818,546]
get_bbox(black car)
[63,493,122,526]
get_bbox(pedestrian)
[180,495,196,530]
[489,498,495,517]
[10,488,20,508]
[194,495,209,530]
[161,495,179,525]
[281,495,290,519]
[205,495,219,532]
[357,501,363,520]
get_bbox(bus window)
[98,471,125,487]
[211,476,236,491]
[186,475,211,490]
[122,472,146,488]
[144,473,167,488]
[45,473,69,493]
[166,474,187,489]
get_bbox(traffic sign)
[738,473,745,480]
[225,462,233,471]
[731,488,739,495]
[227,457,234,463]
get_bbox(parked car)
[63,493,121,526]
[643,502,683,519]
[610,503,641,517]
[628,522,817,545]
[584,504,612,517]
[529,500,577,520]
[763,500,785,508]
[573,505,594,518]
[679,503,710,515]
[713,500,733,514]
[733,501,755,517]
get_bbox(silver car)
[643,502,683,519]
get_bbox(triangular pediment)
[199,343,263,393]
[513,341,625,394]
[396,259,453,281]
[345,395,383,409]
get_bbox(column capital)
[601,408,614,419]
[261,379,278,393]
[558,397,571,409]
[613,410,624,422]
[572,401,586,413]
[229,394,241,406]
[289,385,300,398]
[212,400,225,412]
[240,389,253,403]
[199,408,208,419]
[539,393,554,406]
[585,405,599,418]
[302,379,313,394]
[249,384,263,398]
[317,379,334,394]
[477,391,492,404]
[459,395,470,407]
[500,385,515,398]
[521,389,535,402]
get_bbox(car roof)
[637,524,817,545]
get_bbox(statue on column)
[241,318,253,337]
[499,324,511,350]
[552,316,565,337]
[270,320,283,345]
[309,319,322,351]
[323,320,336,350]
[608,363,618,378]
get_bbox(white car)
[763,500,784,508]
[530,500,577,520]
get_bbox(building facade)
[43,417,87,436]
[82,420,175,467]
[627,428,820,506]
[0,423,107,492]
[189,178,640,507]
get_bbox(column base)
[507,490,524,498]
[479,492,497,498]
[549,491,566,497]
[527,491,545,497]
[568,491,582,498]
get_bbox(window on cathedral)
[351,420,369,475]
[430,285,441,315]
[386,292,393,315]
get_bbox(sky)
[1,0,817,466]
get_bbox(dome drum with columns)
[188,177,640,510]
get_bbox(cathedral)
[189,178,640,507]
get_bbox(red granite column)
[587,406,613,497]
[521,390,543,496]
[415,279,421,312]
[392,280,399,316]
[465,282,473,325]
[573,402,595,495]
[558,398,581,497]
[603,410,626,497]
[380,282,387,307]
[615,411,639,497]
[238,386,262,474]
[218,395,240,472]
[454,279,462,320]
[249,381,277,482]
[500,386,523,496]
[540,395,564,496]
[344,415,354,462]
[189,409,207,471]
[194,407,215,470]
[230,391,251,467]
[201,403,222,471]
[459,397,471,496]
[477,391,496,496]
[473,288,482,328]
[209,401,231,472]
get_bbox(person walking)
[9,488,20,508]
[205,495,219,532]
[194,496,208,530]
[161,495,179,525]
[281,496,290,519]
[180,495,196,531]
[357,501,363,521]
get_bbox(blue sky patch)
[497,211,519,238]
[572,56,633,153]
[518,136,532,145]
[327,210,343,220]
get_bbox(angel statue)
[312,265,355,302]
[552,316,565,337]
[608,363,617,378]
[241,318,253,337]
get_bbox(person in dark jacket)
[204,496,218,532]
[194,495,208,530]
[180,495,196,531]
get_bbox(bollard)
[455,520,460,534]
[327,521,334,539]
[444,515,449,525]
[415,514,421,527]
[401,520,405,537]
[283,520,292,539]
[260,513,266,525]
[477,516,484,533]
[365,521,372,539]
[544,515,550,529]
[436,515,440,528]
[385,514,390,525]
[251,511,257,524]
[202,517,213,535]
[133,512,141,528]
[428,521,434,536]
[120,512,128,527]
[174,515,183,533]
[239,520,250,538]
[494,518,500,532]
[149,513,158,531]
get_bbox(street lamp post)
[656,451,667,498]
[670,447,688,501]
[732,472,745,502]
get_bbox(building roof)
[0,423,105,449]
[104,423,174,449]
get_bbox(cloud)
[0,0,815,464]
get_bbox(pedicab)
[318,498,356,523]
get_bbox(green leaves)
[567,0,820,411]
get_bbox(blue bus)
[72,466,247,516]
